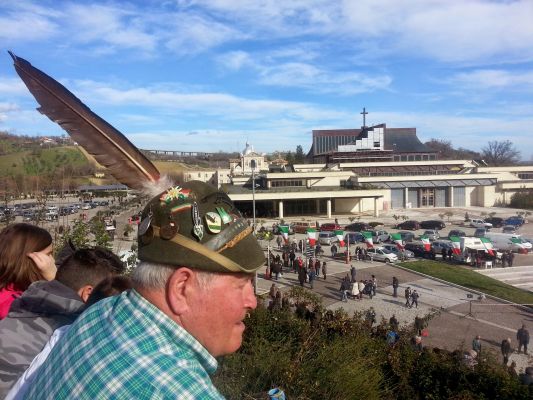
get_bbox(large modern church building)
[181,120,533,219]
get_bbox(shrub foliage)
[213,287,531,399]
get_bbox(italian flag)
[480,237,495,256]
[391,233,404,250]
[449,236,462,255]
[362,231,374,248]
[279,225,289,244]
[335,230,345,247]
[420,235,431,251]
[307,228,317,247]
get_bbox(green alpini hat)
[137,180,265,273]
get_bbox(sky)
[1,0,533,160]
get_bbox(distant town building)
[310,123,437,164]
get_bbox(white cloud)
[448,70,533,91]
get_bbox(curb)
[391,262,530,310]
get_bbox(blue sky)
[1,0,533,160]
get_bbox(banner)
[335,230,345,247]
[449,236,462,255]
[362,231,374,249]
[391,233,404,250]
[279,225,289,244]
[420,235,431,251]
[480,237,495,256]
[307,228,317,247]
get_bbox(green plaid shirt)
[25,289,225,399]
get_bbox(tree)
[481,140,520,166]
[294,145,305,164]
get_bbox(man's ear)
[167,268,194,316]
[78,285,93,303]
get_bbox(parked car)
[397,231,416,242]
[448,229,466,239]
[320,223,342,232]
[344,222,372,232]
[502,225,518,234]
[395,220,420,230]
[318,231,337,245]
[474,228,488,238]
[420,220,446,230]
[404,242,435,259]
[370,229,390,243]
[422,230,440,241]
[504,216,526,227]
[344,232,364,244]
[292,221,316,234]
[485,217,504,228]
[366,247,398,263]
[381,243,415,259]
[469,218,493,229]
[431,240,453,254]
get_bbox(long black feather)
[9,51,160,190]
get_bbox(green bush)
[213,287,530,399]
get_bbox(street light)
[251,159,256,232]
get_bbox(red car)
[319,223,342,231]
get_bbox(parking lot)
[256,205,533,372]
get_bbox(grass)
[400,260,533,305]
[0,146,89,176]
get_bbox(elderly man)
[25,182,265,399]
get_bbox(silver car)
[366,247,398,263]
[381,243,415,259]
[318,231,337,245]
[422,230,439,241]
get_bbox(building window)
[271,180,304,187]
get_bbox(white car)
[366,247,398,263]
[318,231,337,246]
[381,243,415,259]
[470,219,493,229]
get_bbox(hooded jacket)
[0,280,85,397]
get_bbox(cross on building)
[360,107,368,128]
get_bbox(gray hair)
[132,261,216,290]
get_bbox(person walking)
[410,290,420,308]
[350,265,357,283]
[366,307,376,328]
[501,338,512,365]
[414,315,424,335]
[517,324,530,354]
[308,266,316,289]
[404,287,412,308]
[392,276,399,297]
[509,251,515,267]
[276,235,282,250]
[472,335,482,354]
[389,314,399,331]
[330,243,338,258]
[322,261,327,280]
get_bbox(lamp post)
[251,159,256,232]
[251,159,257,295]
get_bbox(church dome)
[243,141,254,155]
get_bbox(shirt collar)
[127,289,219,374]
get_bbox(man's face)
[184,272,257,357]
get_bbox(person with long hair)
[0,223,56,319]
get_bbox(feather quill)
[9,51,160,190]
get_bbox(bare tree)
[481,140,520,166]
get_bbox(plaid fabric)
[25,290,224,399]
